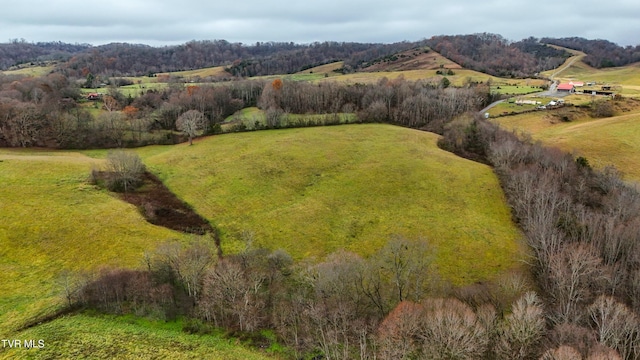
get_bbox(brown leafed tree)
[271,78,283,91]
[377,301,423,359]
[103,95,119,112]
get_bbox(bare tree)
[495,291,545,360]
[176,109,206,145]
[104,150,145,192]
[154,240,215,300]
[539,346,582,360]
[199,258,265,331]
[589,296,640,360]
[548,244,608,324]
[376,236,434,305]
[97,111,126,147]
[418,298,490,359]
[56,269,87,307]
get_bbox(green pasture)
[541,55,640,98]
[0,150,187,335]
[1,65,55,77]
[79,82,170,98]
[547,60,640,86]
[491,85,543,95]
[140,124,524,285]
[492,108,640,182]
[222,107,356,130]
[0,313,275,360]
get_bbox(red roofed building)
[557,83,575,93]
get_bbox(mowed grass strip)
[0,151,187,335]
[492,109,640,182]
[0,313,274,360]
[142,124,524,285]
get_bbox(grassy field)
[79,81,170,98]
[492,107,640,182]
[541,54,640,97]
[157,66,229,79]
[316,68,543,87]
[0,313,276,360]
[0,150,188,335]
[295,61,344,76]
[491,85,544,95]
[1,65,55,77]
[222,107,356,130]
[545,59,640,86]
[140,124,524,285]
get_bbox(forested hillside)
[426,34,569,77]
[542,37,640,68]
[0,40,90,70]
[52,41,416,77]
[1,34,573,79]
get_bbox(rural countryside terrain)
[2,34,640,359]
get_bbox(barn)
[557,83,575,93]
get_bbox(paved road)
[479,99,504,115]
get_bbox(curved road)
[480,53,584,115]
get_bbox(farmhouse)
[557,83,575,93]
[515,99,541,105]
[569,81,584,87]
[86,93,101,100]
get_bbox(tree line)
[0,72,493,149]
[439,114,640,359]
[65,234,554,359]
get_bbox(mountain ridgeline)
[1,34,637,78]
[0,33,640,77]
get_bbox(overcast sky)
[1,0,639,46]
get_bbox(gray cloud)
[1,0,638,46]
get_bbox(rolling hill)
[140,124,524,285]
[0,150,190,335]
[492,106,640,182]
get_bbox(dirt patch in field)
[362,47,462,72]
[93,171,216,237]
